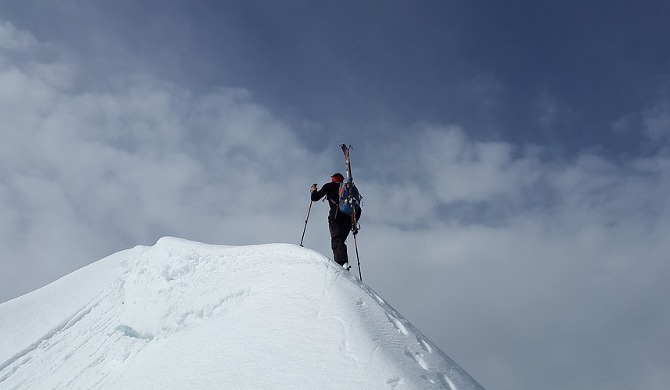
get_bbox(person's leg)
[329,219,350,265]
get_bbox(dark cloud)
[5,1,670,153]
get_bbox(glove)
[310,184,318,192]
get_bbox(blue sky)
[1,2,670,389]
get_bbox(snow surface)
[0,237,485,390]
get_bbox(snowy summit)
[0,237,485,389]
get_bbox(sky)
[1,1,669,389]
[0,237,485,389]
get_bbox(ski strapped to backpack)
[339,144,362,233]
[340,144,363,280]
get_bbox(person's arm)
[311,183,327,202]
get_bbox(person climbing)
[310,173,354,270]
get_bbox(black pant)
[329,216,351,265]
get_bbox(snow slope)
[0,237,485,390]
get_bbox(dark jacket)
[311,182,343,221]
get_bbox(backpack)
[338,180,362,219]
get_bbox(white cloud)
[0,21,38,51]
[358,124,670,390]
[643,99,670,145]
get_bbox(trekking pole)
[353,232,362,281]
[299,200,313,247]
[351,209,362,281]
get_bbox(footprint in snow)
[405,347,429,371]
[438,372,456,390]
[417,336,433,354]
[385,311,408,336]
[386,377,402,388]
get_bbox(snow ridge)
[0,237,485,390]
